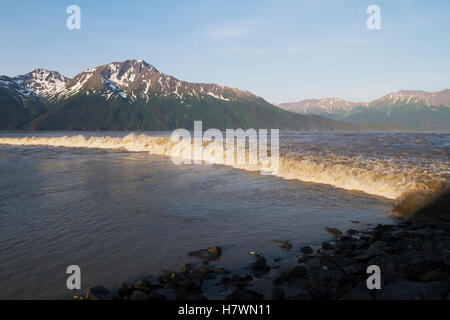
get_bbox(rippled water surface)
[0,131,448,299]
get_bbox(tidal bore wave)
[0,134,448,217]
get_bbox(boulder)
[322,241,335,250]
[188,246,222,260]
[232,275,253,288]
[375,281,450,300]
[354,240,388,261]
[151,288,177,300]
[272,288,285,300]
[213,267,230,275]
[133,278,161,293]
[300,246,313,254]
[129,290,152,300]
[326,228,342,236]
[85,285,113,300]
[273,266,307,284]
[346,229,359,236]
[250,256,270,276]
[342,287,373,300]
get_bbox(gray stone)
[129,290,151,300]
[85,285,113,300]
[375,281,449,300]
[188,246,222,260]
[300,246,313,254]
[342,287,373,300]
[355,240,388,261]
[326,227,342,236]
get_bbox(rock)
[273,266,307,284]
[375,281,450,300]
[420,270,449,282]
[294,289,311,300]
[226,289,264,300]
[196,265,212,275]
[85,285,113,300]
[326,227,342,236]
[116,283,133,299]
[188,246,222,260]
[274,239,292,249]
[342,287,373,300]
[341,263,365,275]
[232,275,253,288]
[160,272,183,288]
[250,256,270,276]
[272,288,285,300]
[183,263,196,273]
[298,255,315,263]
[213,267,230,275]
[203,273,217,280]
[281,242,292,250]
[151,288,177,300]
[346,229,359,236]
[322,241,335,250]
[300,246,313,254]
[320,254,354,268]
[354,240,388,261]
[133,278,161,293]
[404,259,445,281]
[129,290,152,300]
[443,250,450,267]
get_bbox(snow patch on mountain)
[0,69,70,99]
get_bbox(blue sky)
[1,0,449,103]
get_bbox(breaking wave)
[0,134,448,216]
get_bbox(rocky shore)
[78,191,450,300]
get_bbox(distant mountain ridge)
[278,90,450,130]
[278,98,362,114]
[0,60,351,131]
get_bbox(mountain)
[0,69,70,129]
[0,60,352,131]
[278,90,450,130]
[278,98,362,117]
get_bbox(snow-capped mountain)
[278,89,450,130]
[52,59,257,104]
[0,69,70,99]
[279,89,450,114]
[0,59,350,131]
[369,90,450,108]
[277,98,362,114]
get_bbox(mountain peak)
[372,89,450,108]
[104,59,159,73]
[277,97,360,114]
[0,68,70,98]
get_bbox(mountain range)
[277,90,450,130]
[0,60,350,131]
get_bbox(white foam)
[1,134,447,201]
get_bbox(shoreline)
[79,191,450,300]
